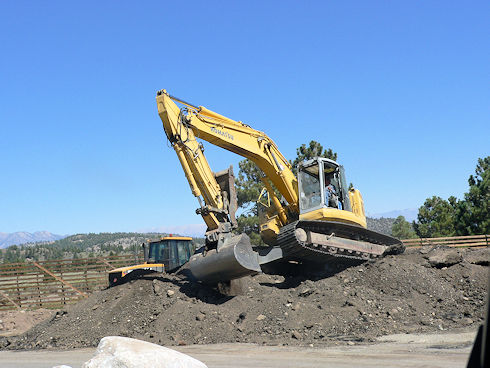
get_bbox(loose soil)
[0,310,54,337]
[1,247,488,350]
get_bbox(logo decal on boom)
[210,127,234,140]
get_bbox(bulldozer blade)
[180,233,262,284]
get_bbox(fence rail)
[0,254,141,311]
[402,234,489,248]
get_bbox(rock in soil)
[428,249,463,268]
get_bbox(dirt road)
[0,330,476,368]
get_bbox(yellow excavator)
[156,90,403,284]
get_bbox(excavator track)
[275,220,403,265]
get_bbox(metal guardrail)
[0,254,142,311]
[402,234,489,248]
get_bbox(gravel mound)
[2,247,488,350]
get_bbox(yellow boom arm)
[156,90,297,235]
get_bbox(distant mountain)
[0,231,67,249]
[370,208,418,223]
[138,224,207,238]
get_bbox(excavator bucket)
[180,233,262,284]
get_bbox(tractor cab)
[297,158,352,215]
[108,236,194,286]
[145,236,194,272]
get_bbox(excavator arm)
[156,90,297,239]
[157,90,229,235]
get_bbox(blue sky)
[1,1,488,235]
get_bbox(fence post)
[59,266,66,305]
[83,258,88,290]
[15,269,22,308]
[36,271,42,307]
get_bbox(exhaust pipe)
[180,233,262,284]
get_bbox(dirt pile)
[1,247,488,350]
[0,309,54,337]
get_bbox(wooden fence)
[0,254,141,311]
[402,234,489,248]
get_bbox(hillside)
[0,218,400,263]
[366,217,396,236]
[0,232,205,263]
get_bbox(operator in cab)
[325,176,339,208]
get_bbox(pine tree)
[291,141,337,175]
[454,156,489,235]
[392,216,417,239]
[413,196,457,238]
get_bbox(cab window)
[298,165,322,212]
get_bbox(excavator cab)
[298,158,352,214]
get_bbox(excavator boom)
[157,90,298,212]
